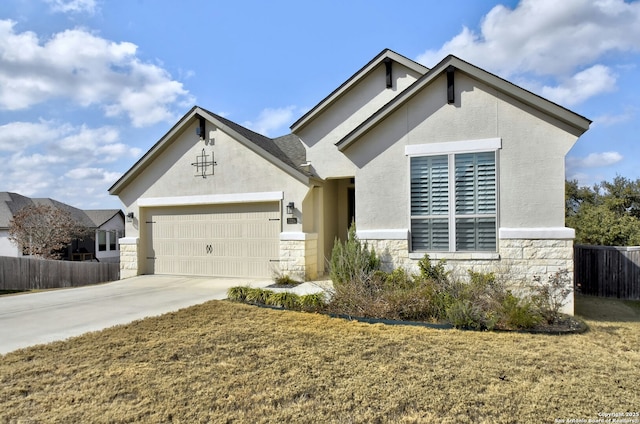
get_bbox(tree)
[8,204,92,260]
[566,176,640,246]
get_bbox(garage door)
[145,203,280,278]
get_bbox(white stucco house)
[0,192,124,263]
[109,49,590,313]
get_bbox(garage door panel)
[146,202,280,278]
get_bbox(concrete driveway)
[0,275,272,355]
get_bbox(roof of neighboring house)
[83,210,125,227]
[335,54,592,151]
[0,192,122,230]
[109,106,311,195]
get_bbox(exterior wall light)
[286,202,295,215]
[126,212,134,222]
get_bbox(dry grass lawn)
[0,295,638,423]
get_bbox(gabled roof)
[336,55,592,151]
[84,210,125,227]
[0,192,122,229]
[290,49,429,133]
[108,106,311,196]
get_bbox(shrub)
[329,225,380,287]
[272,272,300,286]
[299,293,327,312]
[417,254,449,283]
[245,288,272,305]
[384,268,416,291]
[267,292,301,309]
[499,292,542,329]
[532,269,573,324]
[227,286,249,302]
[446,299,495,330]
[383,284,438,321]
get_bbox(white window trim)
[407,140,501,254]
[405,138,501,157]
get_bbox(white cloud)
[592,108,636,127]
[415,0,640,105]
[45,0,98,15]
[0,20,193,127]
[0,120,73,151]
[243,106,298,137]
[417,0,640,76]
[567,151,623,168]
[0,120,139,208]
[540,65,617,106]
[65,167,119,181]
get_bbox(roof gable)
[290,49,429,133]
[336,55,591,151]
[0,192,122,229]
[108,106,310,195]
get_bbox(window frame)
[406,138,501,254]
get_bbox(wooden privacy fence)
[574,244,640,300]
[0,256,119,291]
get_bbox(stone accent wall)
[365,239,410,272]
[278,235,318,281]
[362,237,575,315]
[118,239,139,279]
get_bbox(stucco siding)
[0,229,19,257]
[341,72,578,232]
[119,120,310,241]
[300,62,423,179]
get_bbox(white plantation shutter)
[411,151,497,252]
[410,156,449,251]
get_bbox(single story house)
[109,49,590,313]
[0,192,124,263]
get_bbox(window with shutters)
[410,151,497,252]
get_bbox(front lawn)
[0,295,638,423]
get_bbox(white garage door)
[145,203,280,278]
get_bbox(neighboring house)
[108,49,590,313]
[0,192,124,263]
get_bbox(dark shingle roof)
[0,192,121,229]
[198,107,310,176]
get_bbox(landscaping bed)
[230,229,586,334]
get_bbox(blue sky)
[0,0,639,210]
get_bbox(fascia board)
[336,55,592,152]
[290,49,429,133]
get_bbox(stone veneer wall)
[278,234,318,281]
[363,237,575,315]
[118,238,139,279]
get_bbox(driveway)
[0,275,272,355]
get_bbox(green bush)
[267,292,301,309]
[417,254,449,283]
[245,288,272,305]
[299,293,327,312]
[499,292,542,329]
[227,286,249,302]
[384,268,416,291]
[446,299,495,330]
[272,272,300,286]
[329,225,380,287]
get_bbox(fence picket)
[0,256,119,290]
[574,245,640,300]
